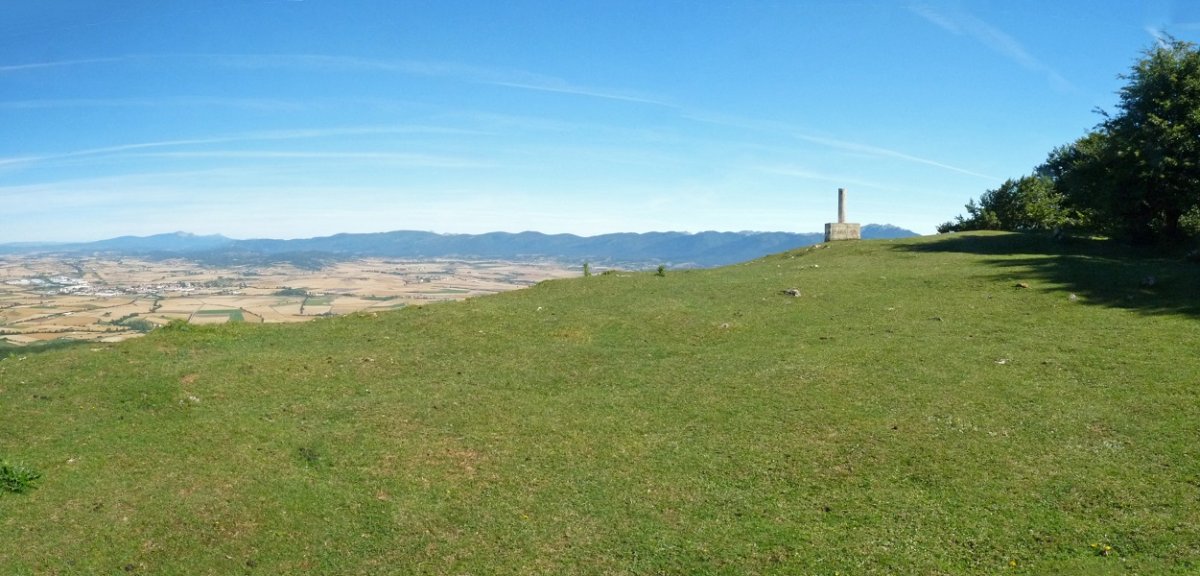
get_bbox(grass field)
[1,232,1198,574]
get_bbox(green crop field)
[193,309,245,322]
[1,232,1198,574]
[426,288,471,294]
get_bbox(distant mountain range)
[0,226,919,268]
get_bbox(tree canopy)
[943,39,1200,245]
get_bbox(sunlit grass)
[1,232,1197,574]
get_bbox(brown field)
[0,255,577,345]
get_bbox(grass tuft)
[0,460,41,494]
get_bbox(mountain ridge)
[0,225,918,268]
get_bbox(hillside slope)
[1,232,1198,574]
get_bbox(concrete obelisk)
[824,188,861,241]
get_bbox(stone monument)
[824,187,861,241]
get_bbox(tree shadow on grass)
[0,338,94,360]
[896,232,1200,318]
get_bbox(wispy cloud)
[0,57,125,73]
[0,96,312,111]
[206,54,674,106]
[1145,19,1200,45]
[909,3,1073,91]
[1145,25,1171,47]
[486,80,669,106]
[0,125,491,171]
[1140,0,1200,43]
[683,110,996,180]
[790,133,997,180]
[1,53,672,106]
[128,150,494,169]
[756,165,903,192]
[0,155,40,168]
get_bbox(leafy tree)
[1100,38,1200,243]
[1036,131,1113,233]
[939,175,1069,232]
[948,39,1200,244]
[1039,39,1200,243]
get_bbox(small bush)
[161,319,190,332]
[0,460,42,494]
[656,265,666,277]
[274,287,309,297]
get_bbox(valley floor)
[0,255,576,345]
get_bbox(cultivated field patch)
[0,256,576,345]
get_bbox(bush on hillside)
[939,175,1072,233]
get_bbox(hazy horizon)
[0,223,919,246]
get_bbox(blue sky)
[3,1,1198,242]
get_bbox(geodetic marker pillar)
[824,187,861,241]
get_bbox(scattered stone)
[1068,293,1078,301]
[1015,282,1030,289]
[781,288,801,297]
[995,359,1009,365]
[718,322,731,329]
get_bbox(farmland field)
[0,256,577,345]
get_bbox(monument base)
[824,222,861,242]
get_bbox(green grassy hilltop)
[2,232,1199,575]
